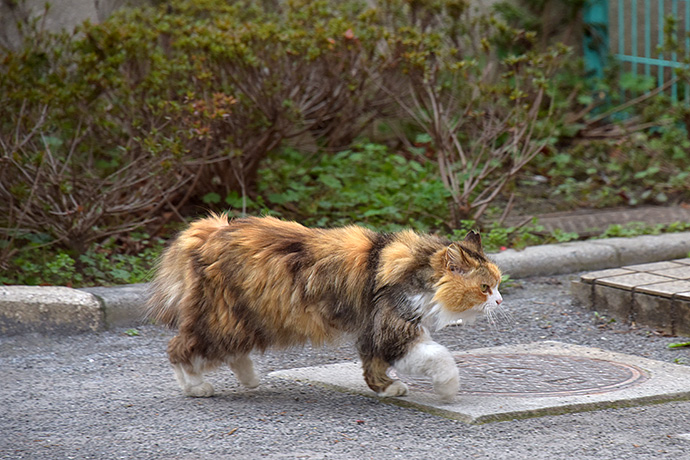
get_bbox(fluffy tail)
[145,213,229,328]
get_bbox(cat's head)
[431,231,503,325]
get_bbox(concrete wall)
[0,0,150,49]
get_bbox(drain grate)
[390,353,649,397]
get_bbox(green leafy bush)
[378,0,570,225]
[0,0,391,264]
[0,232,164,287]
[257,143,450,233]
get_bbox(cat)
[146,214,503,401]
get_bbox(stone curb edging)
[0,283,148,336]
[491,232,690,279]
[1,232,689,335]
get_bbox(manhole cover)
[390,353,649,397]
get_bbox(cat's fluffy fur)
[147,214,503,400]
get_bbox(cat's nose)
[495,294,503,306]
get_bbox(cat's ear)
[463,231,483,253]
[445,243,474,275]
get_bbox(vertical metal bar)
[659,0,665,87]
[672,0,678,100]
[619,0,626,101]
[583,0,610,79]
[632,0,638,75]
[645,0,651,76]
[619,0,625,61]
[686,0,689,103]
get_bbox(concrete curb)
[0,284,149,336]
[491,232,690,279]
[1,232,689,335]
[0,286,105,335]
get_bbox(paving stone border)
[492,231,690,278]
[571,259,690,336]
[0,286,104,335]
[0,284,149,335]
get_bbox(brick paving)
[572,259,690,336]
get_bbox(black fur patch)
[366,232,394,271]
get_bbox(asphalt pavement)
[3,280,690,459]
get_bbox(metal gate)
[584,0,690,102]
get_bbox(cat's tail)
[145,213,229,329]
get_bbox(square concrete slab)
[635,280,690,298]
[672,259,690,265]
[269,341,690,424]
[622,261,685,272]
[655,265,690,280]
[596,272,673,289]
[580,268,634,283]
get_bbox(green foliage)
[0,0,391,259]
[381,0,571,224]
[527,126,690,209]
[257,143,450,233]
[124,328,141,337]
[598,221,690,239]
[2,0,689,288]
[0,232,163,286]
[449,218,544,253]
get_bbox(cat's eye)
[480,284,490,293]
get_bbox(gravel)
[2,274,690,459]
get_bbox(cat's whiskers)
[484,304,514,332]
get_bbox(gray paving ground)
[3,274,690,460]
[505,205,690,236]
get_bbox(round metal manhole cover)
[390,353,649,397]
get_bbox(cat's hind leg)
[393,339,459,402]
[170,356,216,397]
[167,335,216,397]
[227,353,260,389]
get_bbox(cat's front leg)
[393,339,459,402]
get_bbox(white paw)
[240,374,260,389]
[184,382,214,398]
[433,376,459,402]
[378,380,409,398]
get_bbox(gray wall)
[1,0,151,49]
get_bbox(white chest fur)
[407,283,502,331]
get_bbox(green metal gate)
[584,0,689,102]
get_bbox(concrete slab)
[269,341,690,424]
[596,272,673,289]
[656,265,690,279]
[622,261,684,272]
[579,268,633,283]
[673,259,690,265]
[635,280,690,298]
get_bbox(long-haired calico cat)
[146,214,503,401]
